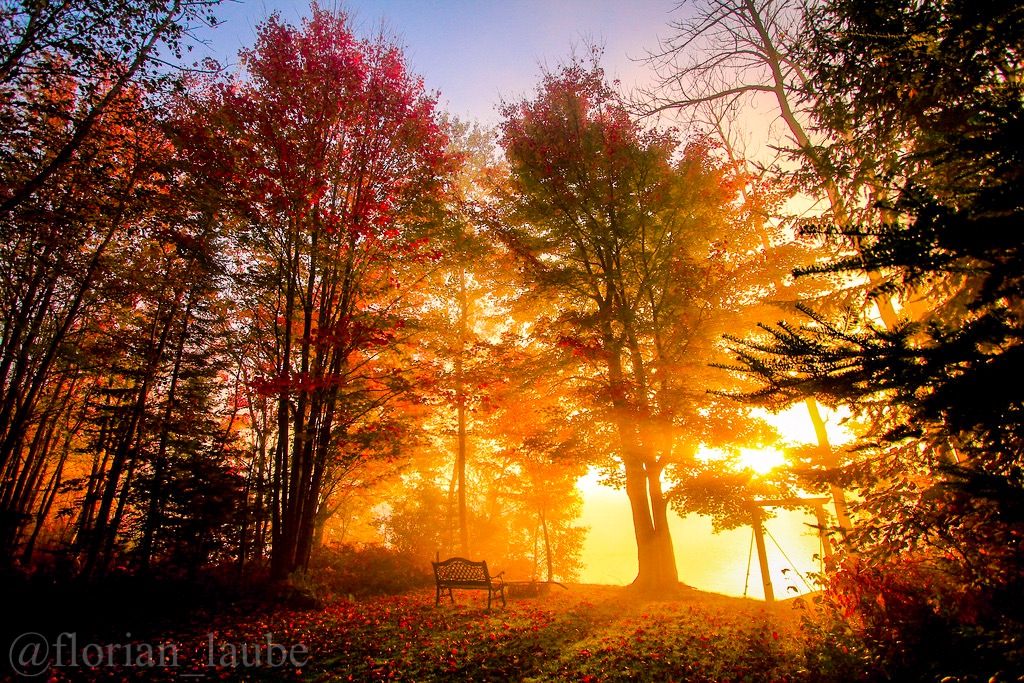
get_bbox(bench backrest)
[433,557,491,585]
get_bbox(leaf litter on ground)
[16,584,806,682]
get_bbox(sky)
[186,0,833,598]
[189,0,684,125]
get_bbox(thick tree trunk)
[646,462,679,585]
[613,395,678,589]
[624,457,678,591]
[587,296,679,593]
[295,408,331,573]
[615,327,680,592]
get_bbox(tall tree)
[415,117,512,556]
[497,56,783,591]
[0,0,221,213]
[0,79,178,565]
[644,0,914,534]
[645,0,877,234]
[722,0,1024,674]
[179,6,452,580]
[0,0,222,569]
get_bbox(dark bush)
[306,543,432,598]
[800,557,1024,682]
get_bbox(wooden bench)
[432,557,505,609]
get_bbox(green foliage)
[770,0,1023,564]
[668,456,794,532]
[719,304,918,412]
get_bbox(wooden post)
[811,501,834,561]
[751,505,775,603]
[747,497,833,602]
[805,398,854,544]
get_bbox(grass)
[6,585,808,682]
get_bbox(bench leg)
[435,585,456,606]
[486,585,505,610]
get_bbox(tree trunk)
[22,438,69,565]
[270,238,297,581]
[84,296,178,578]
[540,505,553,582]
[805,398,854,548]
[456,267,469,555]
[623,455,678,591]
[646,461,679,585]
[140,291,193,569]
[615,398,678,589]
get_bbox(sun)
[737,446,786,475]
[692,444,785,476]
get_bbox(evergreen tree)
[723,0,1024,676]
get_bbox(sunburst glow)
[737,447,786,475]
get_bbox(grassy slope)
[15,585,807,682]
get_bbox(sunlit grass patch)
[299,585,803,682]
